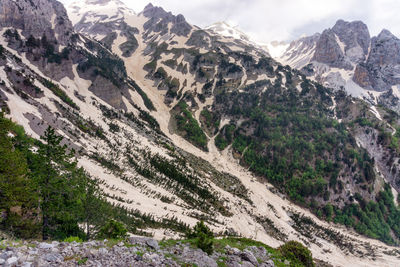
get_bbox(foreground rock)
[0,238,277,267]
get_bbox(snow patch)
[335,34,346,54]
[391,85,400,98]
[370,105,382,121]
[263,42,289,58]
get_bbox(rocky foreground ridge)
[0,237,296,267]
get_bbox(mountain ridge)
[275,19,400,115]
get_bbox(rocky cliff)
[278,20,400,114]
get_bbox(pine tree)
[0,113,37,237]
[77,169,107,240]
[31,126,82,240]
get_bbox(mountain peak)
[333,19,367,29]
[330,18,370,57]
[377,29,397,40]
[143,3,154,10]
[206,21,250,42]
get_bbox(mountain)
[0,0,400,266]
[206,21,252,42]
[277,20,400,114]
[205,21,288,58]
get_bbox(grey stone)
[42,253,63,263]
[260,259,275,267]
[86,241,96,246]
[0,258,5,264]
[38,243,54,249]
[241,262,255,267]
[241,249,258,266]
[146,239,160,250]
[5,256,18,267]
[231,247,241,255]
[0,0,73,46]
[98,248,108,255]
[27,249,38,255]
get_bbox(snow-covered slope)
[262,41,289,58]
[68,0,135,25]
[206,21,251,42]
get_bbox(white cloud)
[60,0,400,42]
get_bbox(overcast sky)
[61,0,400,43]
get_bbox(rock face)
[142,3,192,38]
[278,19,400,113]
[312,20,369,70]
[332,20,370,63]
[0,239,276,267]
[0,0,73,45]
[354,29,400,92]
[312,29,350,69]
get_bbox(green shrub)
[279,241,314,267]
[186,221,214,255]
[64,236,83,243]
[175,101,208,151]
[98,220,127,239]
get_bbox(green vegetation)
[153,67,180,99]
[174,101,208,151]
[163,59,178,68]
[200,109,220,136]
[78,45,127,87]
[215,124,235,151]
[98,220,127,239]
[0,44,4,59]
[186,221,214,255]
[77,257,88,265]
[0,115,191,240]
[0,114,38,238]
[108,122,120,133]
[331,184,400,245]
[128,79,156,111]
[161,236,316,267]
[127,151,229,215]
[64,236,83,243]
[119,37,138,58]
[210,63,400,245]
[41,79,80,110]
[3,29,21,43]
[144,59,157,72]
[39,35,69,64]
[154,67,168,80]
[279,241,314,267]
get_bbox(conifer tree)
[32,126,82,240]
[0,113,36,237]
[77,170,107,239]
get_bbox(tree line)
[0,113,116,240]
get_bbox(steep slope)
[67,0,400,246]
[0,0,399,266]
[278,19,400,115]
[0,0,240,239]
